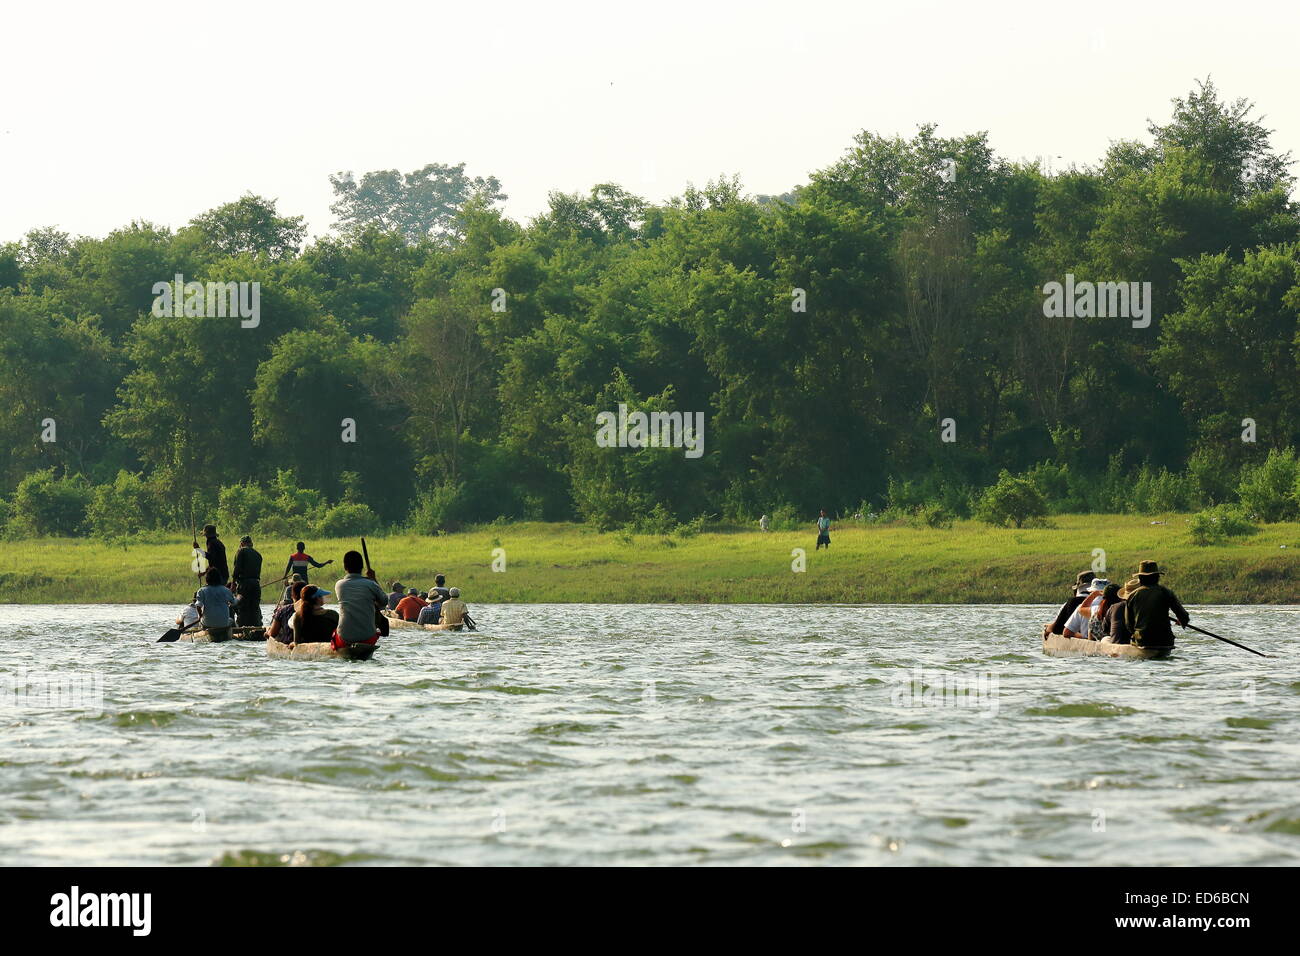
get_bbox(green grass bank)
[1,514,1297,605]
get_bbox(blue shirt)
[194,585,237,627]
[417,601,442,625]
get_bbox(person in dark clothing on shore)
[1124,560,1189,648]
[230,535,264,626]
[202,524,229,586]
[1043,570,1095,638]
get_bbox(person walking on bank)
[815,510,832,550]
[230,535,264,626]
[202,524,230,586]
[1124,560,1190,649]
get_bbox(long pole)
[1171,617,1269,658]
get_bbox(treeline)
[2,80,1299,538]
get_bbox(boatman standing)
[230,535,264,626]
[202,524,230,587]
[1124,560,1189,648]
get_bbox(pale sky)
[2,0,1296,243]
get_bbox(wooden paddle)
[362,537,389,637]
[158,618,205,643]
[1170,617,1269,657]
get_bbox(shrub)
[217,480,280,538]
[976,471,1048,528]
[409,481,466,533]
[1237,448,1299,522]
[87,471,160,539]
[9,468,91,536]
[908,502,954,529]
[766,503,802,531]
[314,502,379,538]
[1130,465,1198,514]
[1188,504,1258,546]
[625,503,676,535]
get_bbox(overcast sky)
[2,0,1296,243]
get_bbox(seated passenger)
[292,585,338,644]
[395,587,427,622]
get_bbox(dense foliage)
[2,80,1299,539]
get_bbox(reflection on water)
[1,603,1297,865]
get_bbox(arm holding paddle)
[362,538,389,636]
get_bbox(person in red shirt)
[394,587,428,622]
[283,541,332,585]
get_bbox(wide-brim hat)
[1088,578,1110,592]
[1137,560,1163,576]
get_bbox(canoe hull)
[177,625,265,643]
[265,638,376,661]
[1042,634,1172,660]
[382,610,419,629]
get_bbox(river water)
[1,603,1297,866]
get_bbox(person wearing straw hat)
[1124,560,1189,648]
[1100,577,1140,644]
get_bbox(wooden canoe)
[417,622,465,632]
[1042,634,1172,660]
[381,609,420,628]
[176,625,265,643]
[265,638,376,661]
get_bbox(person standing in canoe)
[230,535,264,626]
[815,510,831,550]
[332,549,387,650]
[1124,560,1189,648]
[194,568,238,641]
[202,524,230,586]
[284,542,332,585]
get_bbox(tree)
[185,194,306,261]
[329,163,506,243]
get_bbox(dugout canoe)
[175,625,266,643]
[382,610,420,629]
[1042,634,1172,660]
[265,638,377,661]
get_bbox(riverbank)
[1,514,1297,604]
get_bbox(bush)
[1130,465,1199,514]
[766,503,802,531]
[1237,448,1299,522]
[217,480,281,538]
[409,481,466,533]
[1187,446,1236,505]
[976,471,1048,528]
[9,468,91,536]
[87,471,160,539]
[313,501,378,538]
[908,502,954,529]
[1188,504,1258,546]
[625,503,676,535]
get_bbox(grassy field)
[0,514,1297,605]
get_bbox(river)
[1,603,1297,865]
